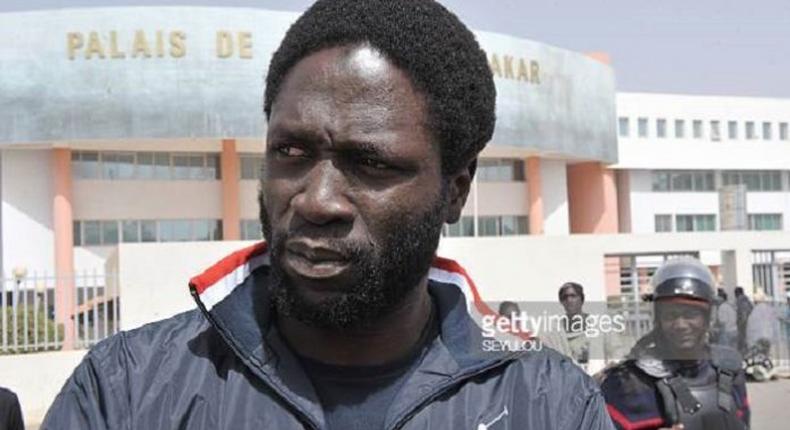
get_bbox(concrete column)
[526,157,543,235]
[566,162,619,234]
[52,148,75,350]
[220,139,240,241]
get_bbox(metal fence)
[0,271,119,354]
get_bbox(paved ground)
[749,377,790,430]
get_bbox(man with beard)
[43,0,613,429]
[599,258,749,430]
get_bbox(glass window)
[477,159,525,182]
[172,155,191,180]
[241,219,263,240]
[501,216,529,236]
[240,156,263,180]
[154,153,171,180]
[445,216,475,237]
[656,119,667,138]
[728,121,738,139]
[722,170,782,191]
[137,152,155,179]
[676,215,716,232]
[674,120,685,138]
[116,153,135,179]
[618,117,630,137]
[654,215,673,232]
[212,220,223,241]
[478,216,500,236]
[762,122,772,140]
[206,154,220,179]
[692,120,703,139]
[671,172,692,191]
[122,220,139,242]
[160,220,192,242]
[638,118,648,138]
[140,220,157,242]
[710,120,721,141]
[193,219,211,241]
[73,221,82,246]
[188,155,205,180]
[83,221,101,246]
[745,121,756,139]
[72,151,100,179]
[651,171,671,191]
[101,221,119,245]
[780,123,788,140]
[748,214,783,231]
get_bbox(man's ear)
[445,158,475,224]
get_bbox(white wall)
[0,350,87,426]
[73,180,223,220]
[462,181,529,217]
[540,159,569,235]
[113,231,790,331]
[114,241,255,330]
[239,180,260,220]
[627,170,790,234]
[1,149,54,275]
[616,93,790,170]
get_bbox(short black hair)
[734,286,744,296]
[559,282,585,302]
[264,0,496,175]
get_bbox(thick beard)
[259,185,446,330]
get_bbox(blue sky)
[4,0,789,97]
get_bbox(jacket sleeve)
[40,343,128,430]
[564,390,617,430]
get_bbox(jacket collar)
[188,242,518,428]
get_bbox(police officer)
[600,258,750,430]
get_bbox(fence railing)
[0,271,119,354]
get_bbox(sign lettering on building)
[66,30,253,60]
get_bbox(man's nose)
[291,160,354,226]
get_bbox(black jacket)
[43,243,614,429]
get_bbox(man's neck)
[277,277,433,367]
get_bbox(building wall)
[540,159,570,235]
[1,149,55,275]
[628,169,790,234]
[616,93,790,170]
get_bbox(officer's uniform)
[599,259,750,430]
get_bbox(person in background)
[746,289,780,359]
[559,282,590,368]
[498,300,521,320]
[712,288,738,350]
[0,387,24,430]
[599,258,749,430]
[734,286,753,353]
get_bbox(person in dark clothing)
[43,1,614,429]
[599,258,749,430]
[0,387,24,430]
[734,287,754,353]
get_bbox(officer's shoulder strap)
[710,344,743,372]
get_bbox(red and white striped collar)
[189,241,499,319]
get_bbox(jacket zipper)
[387,354,520,430]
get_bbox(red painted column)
[526,157,543,235]
[52,148,76,350]
[221,139,241,241]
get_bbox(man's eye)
[276,145,307,157]
[359,157,390,170]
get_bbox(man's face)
[656,302,709,353]
[560,288,583,316]
[261,45,452,329]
